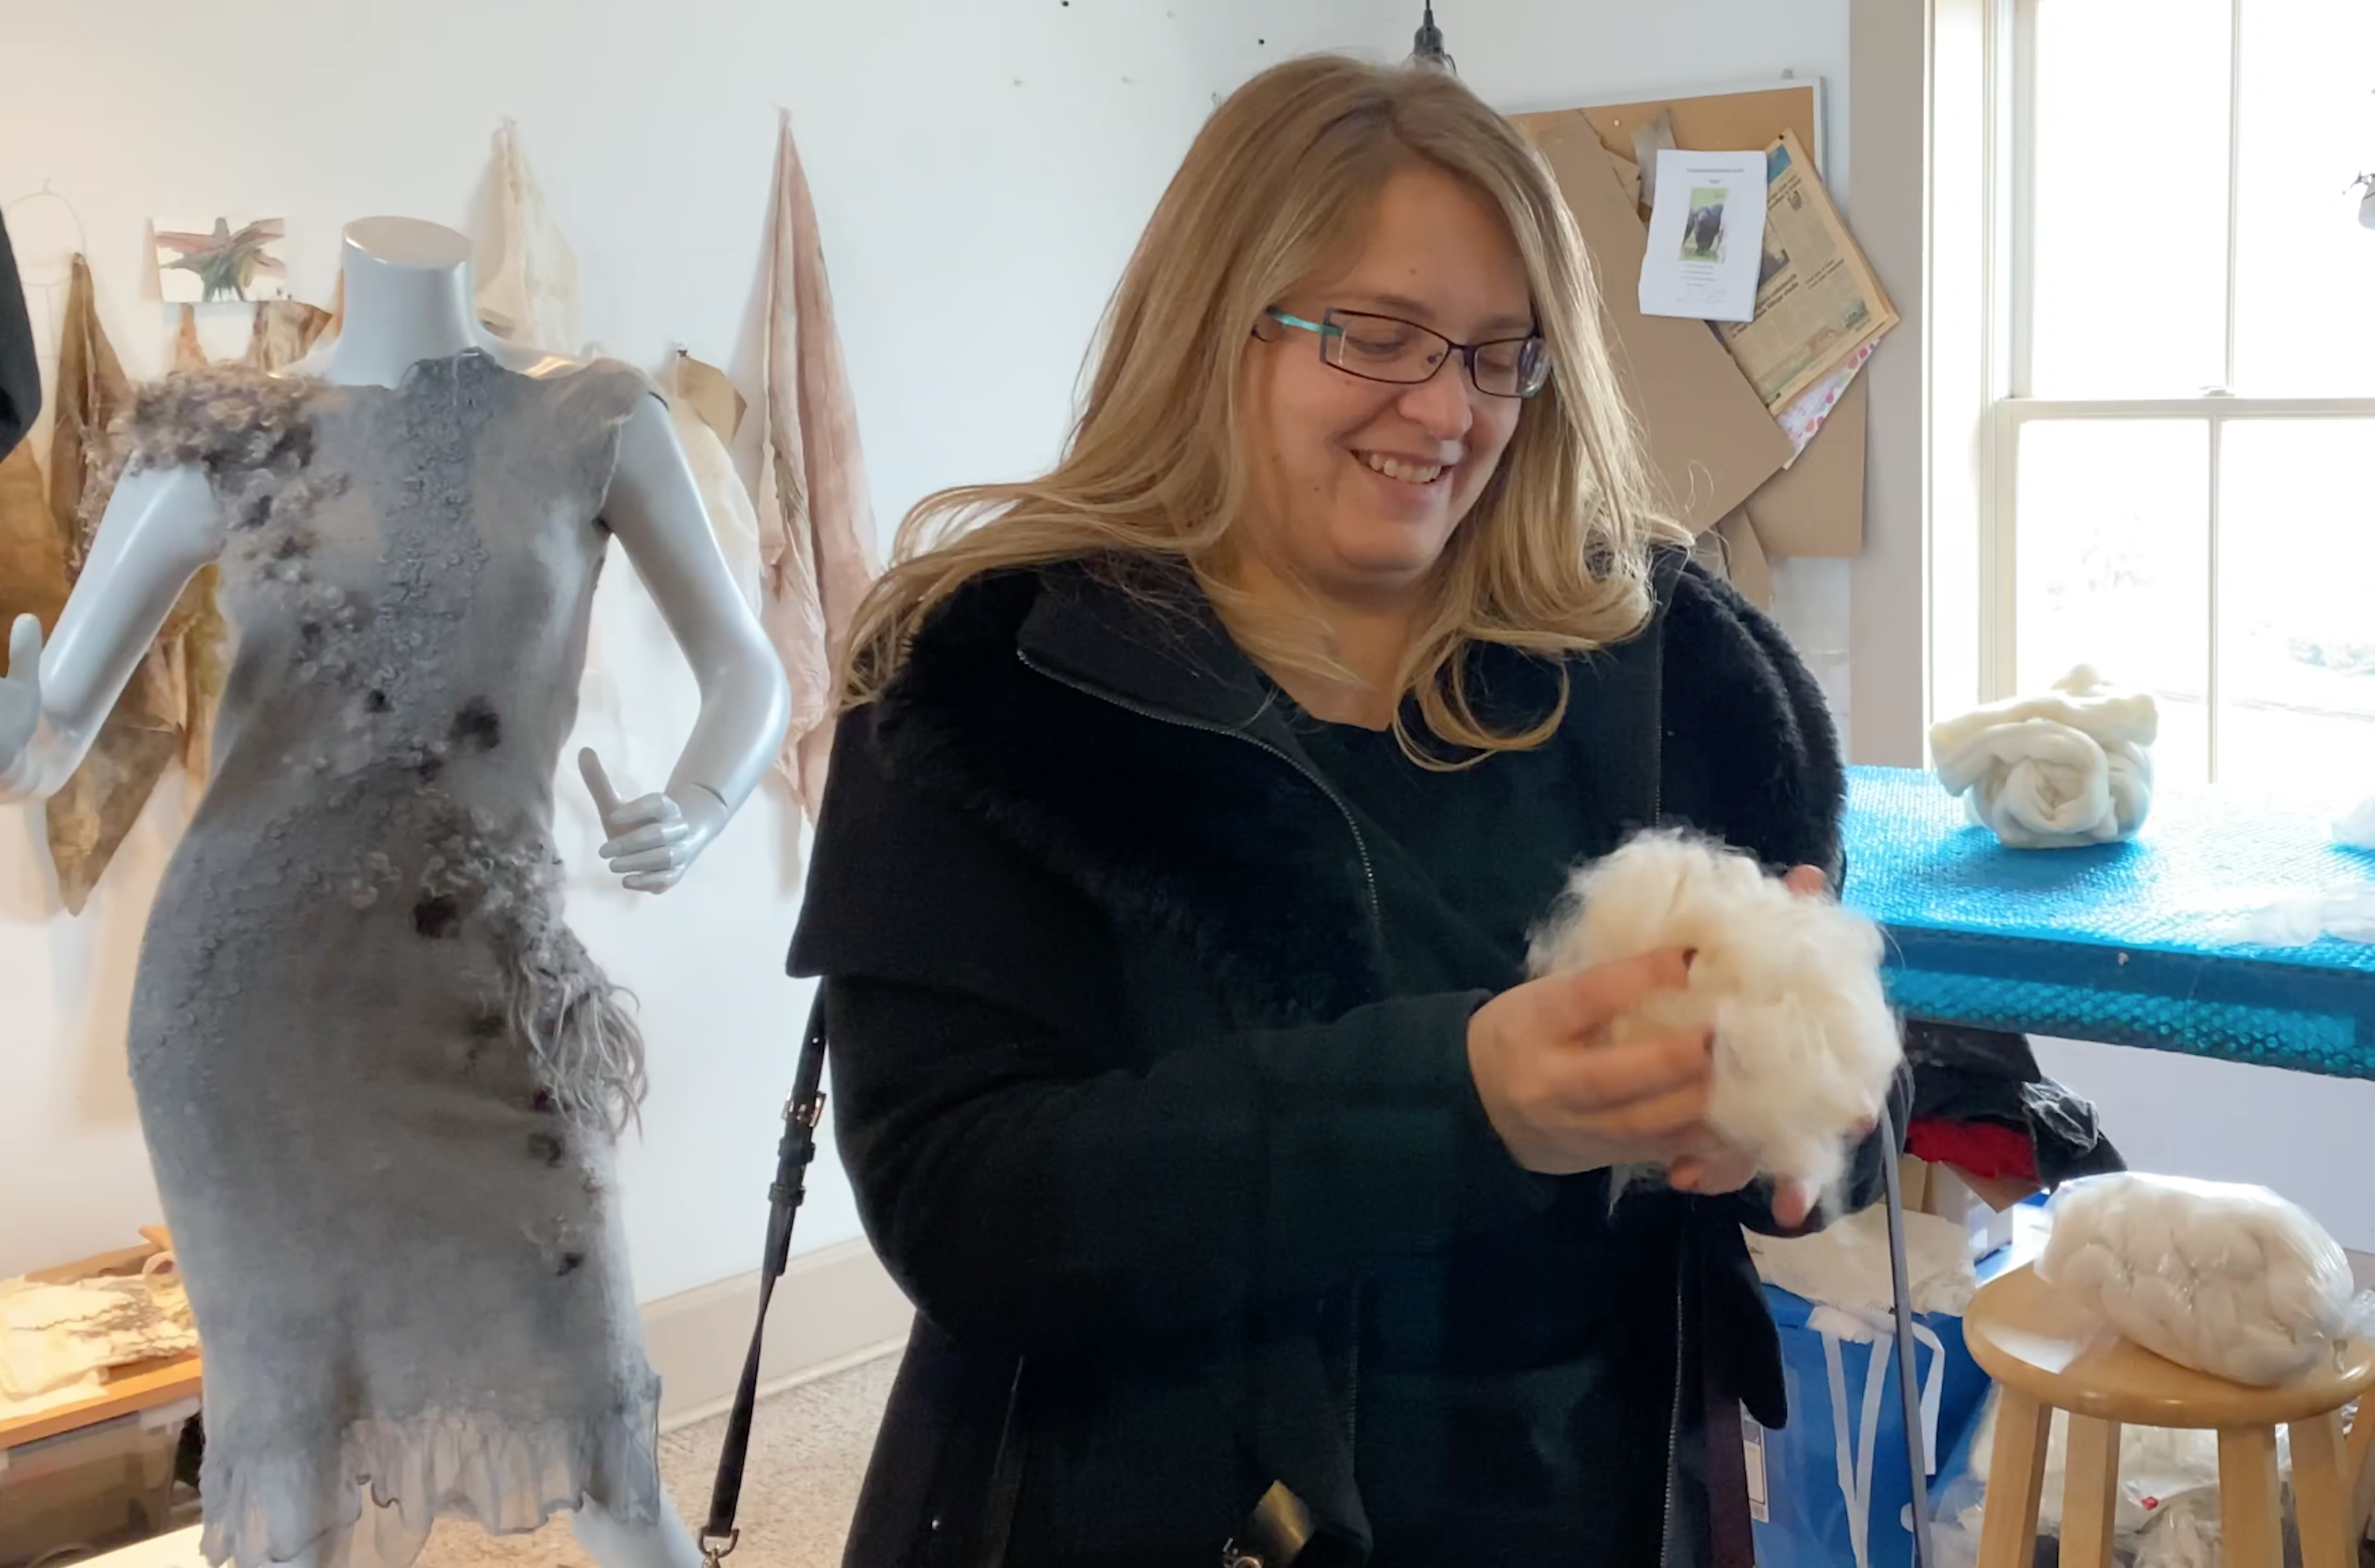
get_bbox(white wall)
[2030,1038,2375,1255]
[0,0,1374,1294]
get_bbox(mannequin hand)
[0,615,45,799]
[578,748,726,894]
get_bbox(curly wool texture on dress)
[2036,1173,2375,1387]
[1527,830,1902,1193]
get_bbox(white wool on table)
[1526,831,1902,1194]
[2335,794,2375,850]
[1929,666,2158,849]
[2036,1173,2375,1387]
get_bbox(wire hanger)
[2,179,92,288]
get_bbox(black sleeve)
[1658,559,1847,888]
[1656,559,1904,1228]
[824,977,1553,1357]
[0,211,39,463]
[795,707,1556,1359]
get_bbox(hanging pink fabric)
[758,111,876,823]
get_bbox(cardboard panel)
[1743,372,1868,557]
[1713,507,1773,609]
[1515,111,1793,534]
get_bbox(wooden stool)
[1965,1264,2375,1568]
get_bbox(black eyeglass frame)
[1262,306,1551,399]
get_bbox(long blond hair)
[844,54,1684,756]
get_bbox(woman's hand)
[1666,863,1835,1229]
[1467,948,1728,1176]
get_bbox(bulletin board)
[1512,77,1872,571]
[1576,80,1824,183]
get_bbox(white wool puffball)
[2036,1173,2375,1387]
[1526,830,1903,1194]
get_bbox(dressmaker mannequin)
[0,219,789,1568]
[3,216,783,886]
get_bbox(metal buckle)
[786,1090,826,1129]
[700,1528,739,1567]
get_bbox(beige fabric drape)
[41,260,225,910]
[757,112,876,822]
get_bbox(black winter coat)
[789,551,1909,1568]
[0,210,40,462]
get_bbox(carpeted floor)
[422,1353,897,1568]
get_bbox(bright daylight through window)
[1994,0,2375,787]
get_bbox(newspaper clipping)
[1720,131,1899,411]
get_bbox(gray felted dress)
[121,351,664,1568]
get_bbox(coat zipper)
[1017,644,1380,1546]
[1015,648,1385,940]
[1658,1249,1685,1568]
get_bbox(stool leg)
[2347,1398,2375,1541]
[2217,1425,2284,1568]
[2059,1414,2122,1568]
[1976,1390,2053,1568]
[2290,1409,2354,1568]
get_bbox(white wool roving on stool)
[2035,1173,2375,1387]
[1929,665,2158,849]
[1526,830,1902,1194]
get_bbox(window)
[1988,0,2375,788]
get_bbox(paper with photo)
[1639,148,1768,323]
[1513,110,1792,533]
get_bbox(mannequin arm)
[586,394,790,891]
[1,465,220,802]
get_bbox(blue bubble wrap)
[1841,766,2375,1079]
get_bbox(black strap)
[701,993,832,1565]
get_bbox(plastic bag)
[2036,1173,2375,1386]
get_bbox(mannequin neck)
[319,217,491,387]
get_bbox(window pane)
[2014,421,2212,784]
[2231,1,2375,395]
[2029,0,2231,396]
[2217,421,2375,790]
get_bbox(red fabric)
[1906,1118,2038,1181]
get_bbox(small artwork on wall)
[153,216,290,303]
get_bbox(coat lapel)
[875,566,1379,1024]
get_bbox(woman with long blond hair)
[792,54,1901,1568]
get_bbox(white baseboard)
[641,1238,914,1432]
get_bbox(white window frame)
[1979,0,2375,778]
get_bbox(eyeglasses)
[1263,307,1551,399]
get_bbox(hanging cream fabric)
[758,111,877,821]
[243,299,333,372]
[0,440,62,646]
[170,304,207,373]
[48,257,124,565]
[474,117,582,354]
[672,353,763,618]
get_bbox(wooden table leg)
[2347,1398,2375,1541]
[1977,1391,2054,1568]
[2218,1425,2285,1568]
[2292,1410,2355,1568]
[2059,1414,2123,1568]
